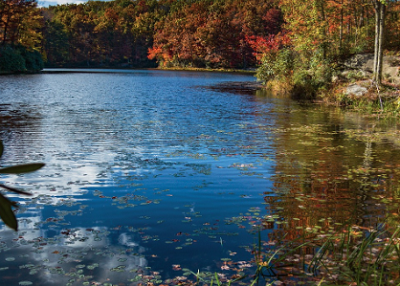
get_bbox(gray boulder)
[345,83,368,97]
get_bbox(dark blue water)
[0,70,277,285]
[3,70,399,286]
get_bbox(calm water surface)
[0,70,400,285]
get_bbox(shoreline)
[153,66,256,75]
[39,66,257,75]
[6,66,400,115]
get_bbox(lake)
[0,70,400,286]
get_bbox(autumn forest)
[1,0,400,82]
[3,1,400,285]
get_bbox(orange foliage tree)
[148,0,283,69]
[0,0,42,49]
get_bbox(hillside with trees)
[2,0,400,100]
[255,0,400,98]
[39,0,284,69]
[0,0,43,73]
[41,0,163,67]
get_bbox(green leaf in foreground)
[0,192,18,231]
[0,163,45,174]
[0,141,3,159]
[0,184,32,196]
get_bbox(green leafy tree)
[0,45,25,72]
[43,20,69,66]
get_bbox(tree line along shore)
[1,0,400,108]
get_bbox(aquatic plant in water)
[0,141,45,231]
[247,222,400,286]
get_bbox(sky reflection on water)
[0,70,276,285]
[1,70,400,285]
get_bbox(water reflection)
[1,70,400,285]
[0,70,275,284]
[258,105,400,284]
[0,225,149,286]
[264,107,400,228]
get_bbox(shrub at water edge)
[0,45,44,73]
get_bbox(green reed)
[308,224,400,286]
[255,223,400,286]
[176,221,400,286]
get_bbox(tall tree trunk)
[340,12,343,47]
[373,0,386,86]
[2,11,11,45]
[377,3,386,84]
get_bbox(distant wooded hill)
[1,0,400,72]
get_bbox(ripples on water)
[0,70,400,285]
